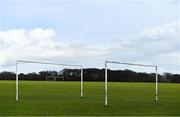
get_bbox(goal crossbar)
[105,60,158,106]
[17,60,83,67]
[16,60,83,101]
[105,61,157,68]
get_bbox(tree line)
[0,68,180,83]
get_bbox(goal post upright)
[16,60,84,101]
[155,66,158,101]
[80,67,83,98]
[104,60,158,106]
[16,61,18,101]
[105,61,108,106]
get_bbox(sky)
[0,0,180,74]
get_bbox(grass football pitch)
[0,81,180,116]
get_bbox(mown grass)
[0,81,179,116]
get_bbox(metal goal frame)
[105,60,158,106]
[16,60,83,101]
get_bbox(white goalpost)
[16,60,83,101]
[104,60,158,106]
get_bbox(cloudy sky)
[0,0,180,73]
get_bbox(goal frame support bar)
[105,60,158,106]
[16,60,83,101]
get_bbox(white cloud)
[1,21,180,73]
[0,28,108,66]
[106,21,180,73]
[137,22,180,55]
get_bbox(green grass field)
[0,81,180,116]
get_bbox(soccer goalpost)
[104,60,158,106]
[16,60,83,101]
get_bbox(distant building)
[46,69,65,81]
